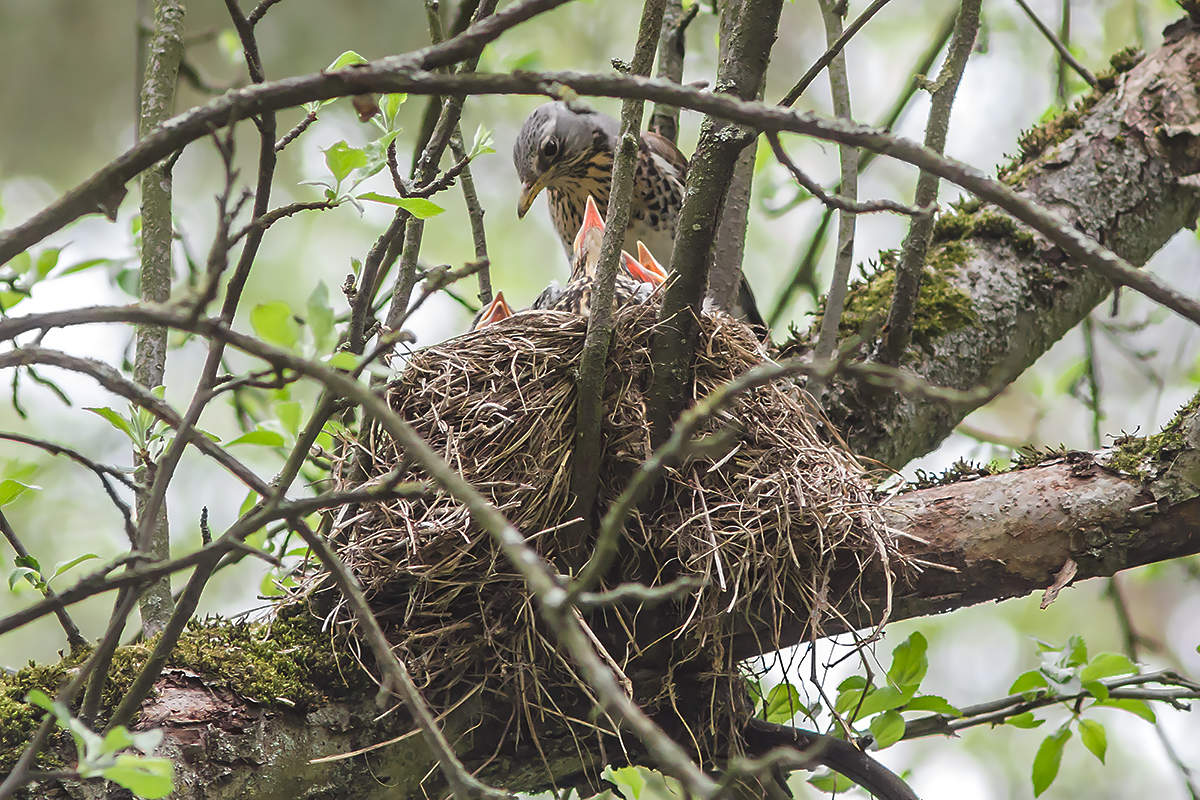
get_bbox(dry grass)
[305,302,905,769]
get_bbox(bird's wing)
[641,130,689,179]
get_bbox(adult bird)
[513,101,764,328]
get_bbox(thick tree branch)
[646,0,784,444]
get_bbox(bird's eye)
[541,139,559,159]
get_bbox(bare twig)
[778,0,894,107]
[766,133,926,217]
[813,0,860,364]
[768,8,958,324]
[0,431,137,543]
[1013,0,1098,88]
[878,0,981,366]
[0,509,89,652]
[649,0,700,143]
[448,134,492,304]
[647,0,785,444]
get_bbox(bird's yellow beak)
[517,178,546,219]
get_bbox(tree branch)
[878,0,981,366]
[646,0,785,444]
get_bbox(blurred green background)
[2,1,1198,798]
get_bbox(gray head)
[513,101,618,218]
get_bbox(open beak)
[621,250,652,284]
[635,241,667,285]
[473,291,513,329]
[572,195,607,257]
[517,178,547,219]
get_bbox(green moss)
[997,47,1143,185]
[932,208,1037,255]
[909,458,1002,489]
[0,607,365,772]
[837,241,977,347]
[1108,394,1200,479]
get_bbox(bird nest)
[306,303,905,770]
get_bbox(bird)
[513,101,764,328]
[514,101,685,263]
[470,290,512,330]
[468,197,663,330]
[532,195,662,315]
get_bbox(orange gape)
[473,291,513,329]
[572,195,606,257]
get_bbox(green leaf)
[808,771,856,793]
[1078,719,1106,764]
[35,248,61,279]
[0,290,28,311]
[58,257,112,277]
[1082,680,1109,702]
[227,429,286,448]
[836,675,869,693]
[26,689,55,713]
[1032,727,1071,796]
[838,685,907,719]
[327,351,359,370]
[763,682,802,724]
[356,193,445,218]
[50,553,100,581]
[887,631,928,691]
[1006,712,1044,729]
[8,566,41,591]
[869,709,906,749]
[602,766,645,799]
[9,251,32,275]
[274,400,302,436]
[380,92,407,128]
[1009,670,1049,695]
[102,754,174,799]
[1063,635,1088,667]
[323,141,368,186]
[101,726,135,754]
[1094,697,1156,723]
[0,478,39,506]
[85,406,136,440]
[469,123,495,158]
[1079,652,1136,683]
[325,49,368,71]
[250,301,300,349]
[306,282,335,351]
[396,197,445,219]
[905,695,960,715]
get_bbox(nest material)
[314,303,902,766]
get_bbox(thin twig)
[0,509,89,652]
[778,0,894,107]
[767,133,926,218]
[132,0,187,636]
[768,8,958,325]
[813,0,860,364]
[1013,0,1098,88]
